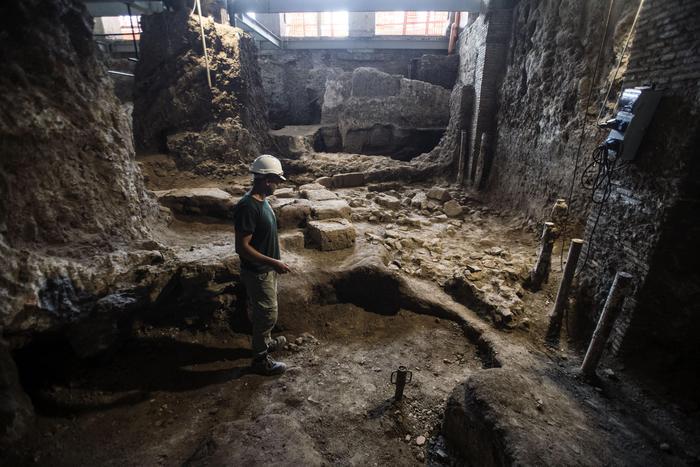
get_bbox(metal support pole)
[457,130,467,185]
[195,0,213,89]
[545,238,584,346]
[390,366,413,401]
[529,222,556,290]
[126,2,139,59]
[580,272,633,378]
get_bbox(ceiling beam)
[228,0,483,13]
[84,1,163,17]
[237,13,282,48]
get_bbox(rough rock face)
[321,67,450,160]
[0,342,33,448]
[410,53,459,89]
[0,0,164,445]
[134,12,271,174]
[258,49,436,128]
[0,0,157,249]
[486,0,638,217]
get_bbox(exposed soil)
[6,151,699,466]
[10,303,478,466]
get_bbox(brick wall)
[418,8,511,178]
[467,9,512,186]
[576,0,700,385]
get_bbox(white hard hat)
[250,154,286,180]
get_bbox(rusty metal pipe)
[391,366,413,401]
[448,12,461,55]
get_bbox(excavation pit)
[11,297,485,466]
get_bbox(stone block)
[299,182,327,191]
[331,172,365,188]
[302,189,338,201]
[375,194,402,210]
[310,199,352,220]
[306,219,356,251]
[427,187,452,202]
[276,199,312,229]
[274,187,296,198]
[315,177,333,188]
[351,67,401,98]
[156,188,236,219]
[279,230,305,251]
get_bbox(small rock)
[410,192,428,209]
[427,187,452,202]
[415,435,426,446]
[295,337,304,345]
[442,200,463,217]
[660,443,671,452]
[416,452,425,462]
[466,264,482,273]
[405,435,411,442]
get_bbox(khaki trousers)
[240,269,278,359]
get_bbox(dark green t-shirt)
[233,193,280,273]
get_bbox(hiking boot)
[251,354,287,376]
[267,336,287,353]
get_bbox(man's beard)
[264,184,275,196]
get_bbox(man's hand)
[273,260,291,274]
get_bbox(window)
[283,11,348,37]
[375,11,449,36]
[119,15,141,38]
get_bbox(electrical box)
[601,86,662,161]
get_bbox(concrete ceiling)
[83,0,483,17]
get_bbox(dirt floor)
[10,304,478,466]
[5,151,700,466]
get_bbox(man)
[233,154,291,375]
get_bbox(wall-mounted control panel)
[599,86,662,161]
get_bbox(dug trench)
[8,249,496,466]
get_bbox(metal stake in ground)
[390,366,413,401]
[546,238,584,346]
[529,222,556,290]
[580,271,633,378]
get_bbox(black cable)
[576,143,625,275]
[556,0,616,272]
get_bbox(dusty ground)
[5,151,700,466]
[10,300,479,466]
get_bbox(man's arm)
[235,230,291,274]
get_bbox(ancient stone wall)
[485,0,638,218]
[574,0,700,387]
[319,68,450,160]
[134,12,271,174]
[259,49,457,128]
